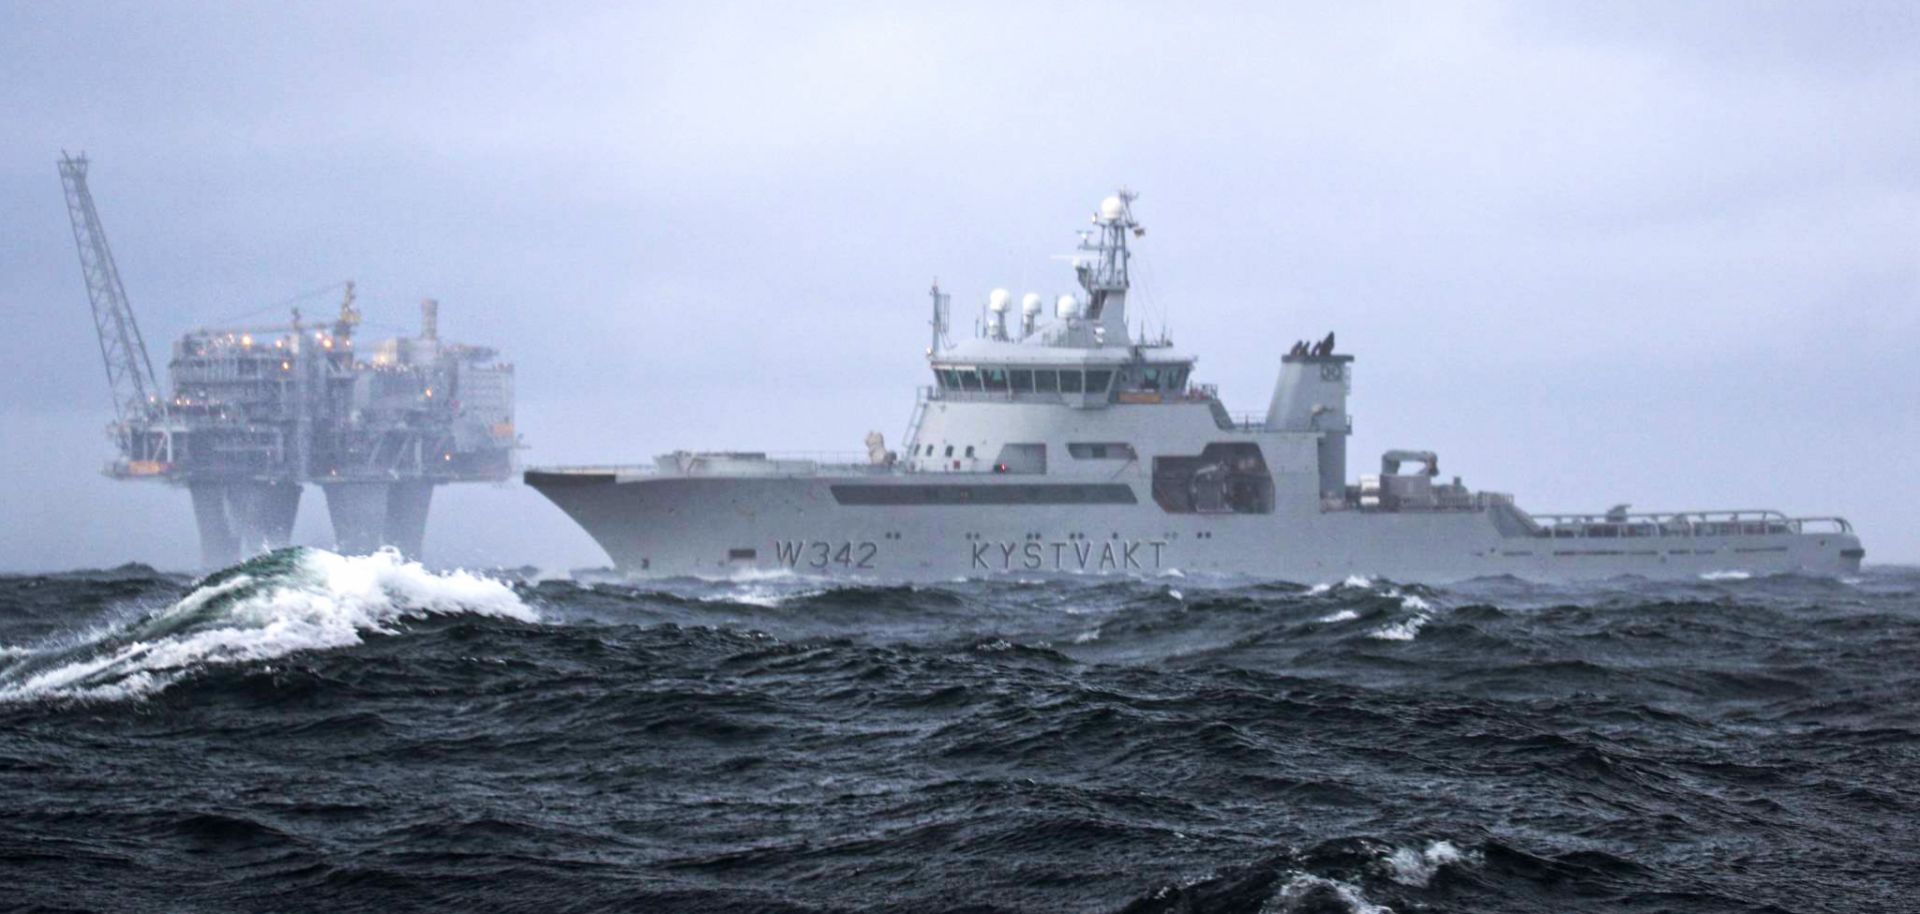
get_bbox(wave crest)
[0,548,533,703]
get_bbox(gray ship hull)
[527,190,1863,583]
[527,470,1863,583]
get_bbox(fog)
[2,1,1915,571]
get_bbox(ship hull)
[527,471,1864,583]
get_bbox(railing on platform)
[1526,509,1852,539]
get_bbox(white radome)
[1055,294,1078,319]
[988,288,1012,312]
[1020,292,1044,315]
[1098,196,1126,223]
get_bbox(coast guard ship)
[527,192,1863,581]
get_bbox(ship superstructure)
[527,191,1862,581]
[60,153,516,567]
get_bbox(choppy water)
[2,550,1916,913]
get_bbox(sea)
[2,549,1916,913]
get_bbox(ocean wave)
[1270,873,1389,914]
[1379,839,1474,887]
[1367,615,1428,641]
[0,548,533,703]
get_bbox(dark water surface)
[2,550,1916,913]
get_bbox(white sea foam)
[1700,570,1752,581]
[1072,627,1103,644]
[1369,613,1429,642]
[1318,609,1360,623]
[1168,589,1184,601]
[1270,874,1390,914]
[1310,575,1374,596]
[1380,840,1474,887]
[1396,593,1432,612]
[0,548,533,704]
[699,585,821,609]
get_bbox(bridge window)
[982,367,1009,392]
[1035,370,1059,392]
[1085,370,1113,394]
[1060,371,1084,393]
[957,369,981,392]
[937,368,959,390]
[1010,369,1034,392]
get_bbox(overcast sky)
[2,1,1915,571]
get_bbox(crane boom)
[59,152,161,426]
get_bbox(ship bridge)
[912,191,1198,411]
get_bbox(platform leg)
[323,482,390,555]
[226,481,301,556]
[383,482,434,559]
[190,483,239,569]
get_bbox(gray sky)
[2,1,1915,571]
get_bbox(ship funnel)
[1266,348,1354,503]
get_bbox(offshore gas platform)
[58,153,517,568]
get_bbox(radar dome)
[1020,292,1043,315]
[1055,294,1079,319]
[1098,195,1126,223]
[988,288,1012,312]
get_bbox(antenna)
[928,280,952,353]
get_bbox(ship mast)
[1075,188,1140,345]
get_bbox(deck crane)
[57,152,173,473]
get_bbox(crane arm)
[58,152,162,425]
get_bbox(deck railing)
[1527,509,1852,539]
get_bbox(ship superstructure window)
[830,483,1137,506]
[1152,442,1273,514]
[1126,365,1190,393]
[1069,442,1137,460]
[994,443,1046,474]
[930,364,1126,401]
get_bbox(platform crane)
[57,152,174,473]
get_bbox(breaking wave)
[0,548,532,703]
